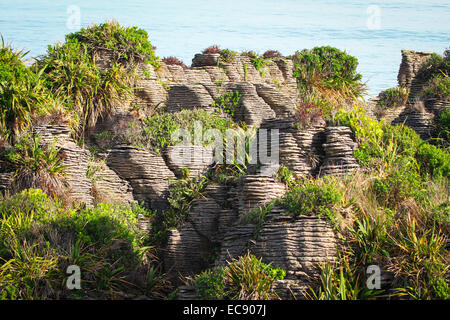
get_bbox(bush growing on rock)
[125,109,236,154]
[0,39,56,142]
[3,133,67,199]
[292,46,366,118]
[376,87,410,113]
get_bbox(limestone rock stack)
[319,126,359,176]
[237,175,286,217]
[164,145,214,179]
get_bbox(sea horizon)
[1,0,449,96]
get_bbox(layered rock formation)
[106,145,175,211]
[1,47,440,300]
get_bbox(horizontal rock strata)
[106,145,175,211]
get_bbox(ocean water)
[0,0,449,96]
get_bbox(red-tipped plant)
[202,45,220,54]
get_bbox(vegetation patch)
[0,189,168,299]
[292,46,366,119]
[189,252,286,300]
[2,133,67,199]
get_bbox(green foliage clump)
[0,189,164,299]
[376,87,409,111]
[307,107,449,300]
[37,21,160,139]
[191,252,286,300]
[418,49,450,100]
[212,90,242,117]
[337,107,449,180]
[3,133,67,198]
[38,37,134,138]
[278,177,344,221]
[417,49,450,84]
[150,170,208,244]
[292,46,364,98]
[0,39,54,141]
[434,108,450,146]
[125,109,236,154]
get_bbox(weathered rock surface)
[397,50,433,100]
[106,145,175,211]
[91,163,135,205]
[261,117,326,177]
[0,172,13,197]
[238,175,286,218]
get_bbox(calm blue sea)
[0,0,449,96]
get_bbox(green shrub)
[421,74,450,100]
[126,109,236,154]
[211,90,242,117]
[218,49,238,63]
[376,87,409,113]
[417,50,449,84]
[38,38,134,138]
[0,189,162,299]
[192,252,285,300]
[151,171,208,244]
[4,133,67,198]
[277,177,344,222]
[416,143,449,178]
[0,39,54,141]
[434,108,450,146]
